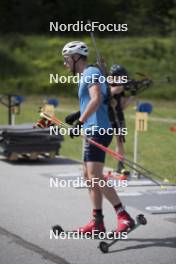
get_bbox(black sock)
[114,203,125,214]
[93,209,104,223]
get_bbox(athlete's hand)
[65,111,80,125]
[69,120,83,138]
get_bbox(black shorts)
[84,132,113,163]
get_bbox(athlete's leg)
[86,161,121,206]
[79,133,134,234]
[116,135,124,156]
[85,155,134,234]
[116,135,125,172]
[83,162,103,209]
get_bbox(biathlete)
[108,64,135,173]
[63,41,135,234]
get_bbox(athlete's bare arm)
[79,84,101,123]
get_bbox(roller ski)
[52,218,107,240]
[116,161,131,180]
[98,214,147,253]
[52,213,147,253]
[52,224,109,240]
[52,224,127,241]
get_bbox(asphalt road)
[0,156,176,264]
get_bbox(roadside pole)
[133,109,148,178]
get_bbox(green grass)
[0,96,175,183]
[0,34,175,99]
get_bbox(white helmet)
[62,41,88,56]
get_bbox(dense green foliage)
[0,0,175,35]
[0,1,175,99]
[0,35,175,100]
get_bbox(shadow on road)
[0,226,70,264]
[1,156,81,166]
[108,237,176,254]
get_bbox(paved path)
[0,156,176,264]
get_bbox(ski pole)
[40,112,169,188]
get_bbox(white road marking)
[155,190,176,195]
[118,192,142,196]
[145,205,176,212]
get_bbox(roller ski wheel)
[52,225,64,235]
[136,214,147,225]
[98,214,147,253]
[99,241,109,253]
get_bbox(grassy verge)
[0,96,175,183]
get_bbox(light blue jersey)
[78,66,111,130]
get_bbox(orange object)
[170,126,176,132]
[117,174,128,180]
